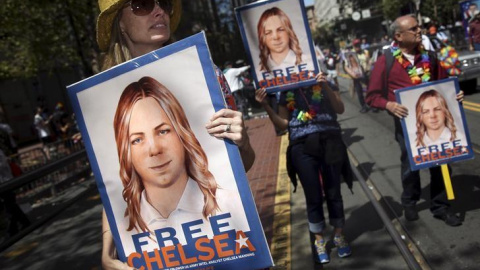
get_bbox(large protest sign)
[67,32,272,270]
[235,0,319,92]
[395,78,474,171]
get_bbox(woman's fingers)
[456,90,464,102]
[205,108,247,147]
[255,88,267,104]
[315,73,327,83]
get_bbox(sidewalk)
[244,115,282,247]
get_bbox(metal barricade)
[0,138,93,251]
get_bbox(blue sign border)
[395,77,475,171]
[235,0,319,93]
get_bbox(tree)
[382,0,412,21]
[0,0,99,80]
[177,0,248,67]
[420,0,460,26]
[312,23,336,48]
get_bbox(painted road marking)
[463,104,480,113]
[270,135,291,270]
[3,242,39,258]
[463,100,480,108]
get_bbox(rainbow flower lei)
[286,84,323,122]
[439,45,461,76]
[390,43,431,84]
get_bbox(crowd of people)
[33,103,80,147]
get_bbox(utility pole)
[413,0,422,24]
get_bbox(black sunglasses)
[126,0,173,16]
[403,25,421,33]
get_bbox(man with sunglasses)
[366,15,464,227]
[96,1,256,269]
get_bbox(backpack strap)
[383,48,394,98]
[427,50,437,78]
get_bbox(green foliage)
[0,0,99,80]
[420,0,461,25]
[381,0,461,25]
[382,0,411,21]
[312,23,336,48]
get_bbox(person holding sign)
[255,73,352,264]
[257,7,311,74]
[343,52,369,113]
[95,0,255,269]
[366,15,464,227]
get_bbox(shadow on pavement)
[451,174,480,214]
[342,128,364,147]
[0,188,103,270]
[414,173,480,219]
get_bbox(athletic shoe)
[333,235,352,258]
[314,239,330,264]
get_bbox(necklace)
[390,43,431,84]
[286,84,323,122]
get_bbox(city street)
[2,0,480,269]
[334,75,480,270]
[0,76,479,270]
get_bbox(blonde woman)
[344,52,368,113]
[96,0,255,268]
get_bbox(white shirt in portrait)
[123,178,250,254]
[412,127,467,155]
[266,49,313,73]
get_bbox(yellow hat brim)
[96,0,182,52]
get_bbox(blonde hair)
[415,89,457,147]
[101,14,132,71]
[113,76,219,233]
[257,7,302,72]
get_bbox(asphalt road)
[336,75,480,270]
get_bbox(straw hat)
[96,0,182,51]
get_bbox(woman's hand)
[206,108,248,148]
[102,211,136,270]
[315,73,328,83]
[102,246,136,270]
[255,88,268,106]
[206,108,255,171]
[456,90,464,103]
